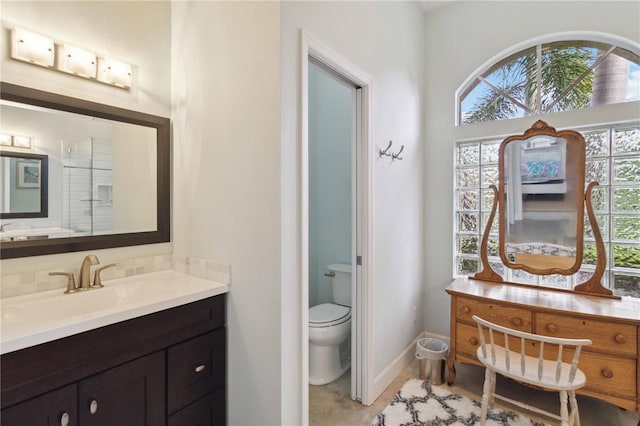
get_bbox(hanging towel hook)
[379,140,393,157]
[392,145,405,161]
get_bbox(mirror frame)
[498,120,585,276]
[0,82,170,259]
[0,151,49,219]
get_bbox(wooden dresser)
[446,277,640,414]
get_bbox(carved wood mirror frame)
[473,120,615,299]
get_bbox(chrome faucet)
[78,255,100,290]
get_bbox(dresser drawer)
[455,322,528,361]
[580,351,637,399]
[167,329,226,415]
[535,313,637,357]
[456,297,532,332]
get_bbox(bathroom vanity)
[0,271,228,426]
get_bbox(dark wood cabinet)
[1,295,226,426]
[1,384,78,426]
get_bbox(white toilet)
[309,263,352,385]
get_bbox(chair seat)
[476,346,587,391]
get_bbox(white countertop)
[0,270,229,355]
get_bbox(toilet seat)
[309,303,351,328]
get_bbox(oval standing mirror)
[499,121,585,275]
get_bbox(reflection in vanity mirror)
[0,83,170,259]
[0,151,48,218]
[475,120,613,298]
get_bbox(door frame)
[300,28,375,423]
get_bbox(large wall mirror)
[0,82,170,259]
[475,120,613,298]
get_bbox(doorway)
[301,29,374,423]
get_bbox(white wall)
[281,2,426,420]
[171,2,282,425]
[423,1,640,336]
[0,0,171,276]
[308,64,353,307]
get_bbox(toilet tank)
[327,263,352,307]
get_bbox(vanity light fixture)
[10,28,55,68]
[97,57,132,89]
[0,133,32,149]
[0,134,13,146]
[8,27,132,90]
[12,136,32,149]
[59,44,97,79]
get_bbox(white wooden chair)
[472,315,592,426]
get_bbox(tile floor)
[309,360,640,426]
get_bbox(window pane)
[585,159,609,185]
[457,144,480,165]
[613,244,640,269]
[481,166,499,187]
[458,190,479,210]
[539,274,570,288]
[482,189,496,211]
[613,216,640,241]
[511,268,537,284]
[461,81,525,124]
[457,257,479,275]
[584,215,607,240]
[589,186,608,212]
[458,235,479,255]
[613,126,640,154]
[613,272,640,298]
[457,167,479,188]
[613,158,640,183]
[613,187,640,212]
[482,211,499,235]
[458,212,479,232]
[487,237,499,257]
[481,142,501,164]
[583,129,609,157]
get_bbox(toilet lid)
[309,303,351,326]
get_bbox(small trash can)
[415,338,449,385]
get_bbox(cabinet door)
[78,351,165,426]
[168,389,225,426]
[1,383,77,426]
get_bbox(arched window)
[453,34,640,298]
[458,39,640,125]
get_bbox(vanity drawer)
[535,313,637,357]
[455,322,527,361]
[167,329,226,415]
[456,297,532,332]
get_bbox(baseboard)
[369,331,451,404]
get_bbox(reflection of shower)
[62,137,113,235]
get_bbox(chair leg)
[559,390,569,426]
[480,368,494,426]
[569,390,580,426]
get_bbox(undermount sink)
[0,270,229,354]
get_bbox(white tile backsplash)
[1,254,231,298]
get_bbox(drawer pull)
[462,306,471,314]
[195,364,206,373]
[469,337,478,346]
[614,334,626,344]
[89,398,98,414]
[545,323,557,333]
[511,317,523,327]
[600,368,614,379]
[60,412,70,426]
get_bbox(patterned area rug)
[372,379,549,426]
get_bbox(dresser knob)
[462,306,471,314]
[89,398,98,414]
[195,364,206,373]
[60,412,70,426]
[545,323,557,333]
[614,334,626,344]
[600,368,614,379]
[511,317,523,327]
[469,337,478,346]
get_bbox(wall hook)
[379,140,393,157]
[392,145,404,161]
